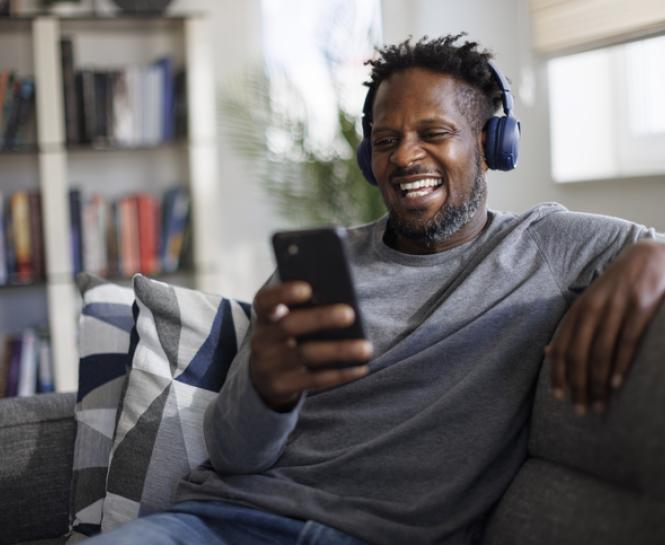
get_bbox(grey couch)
[1,302,664,545]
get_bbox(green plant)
[220,70,385,228]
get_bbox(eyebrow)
[372,116,460,133]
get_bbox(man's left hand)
[546,239,665,415]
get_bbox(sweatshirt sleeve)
[528,206,664,301]
[203,308,305,475]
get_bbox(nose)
[389,135,425,167]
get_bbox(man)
[85,34,665,545]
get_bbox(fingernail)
[357,341,373,359]
[552,388,564,400]
[294,283,311,298]
[574,404,587,416]
[611,374,623,389]
[270,304,289,321]
[335,306,354,322]
[592,401,606,414]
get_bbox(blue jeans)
[81,500,371,545]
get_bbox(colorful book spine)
[10,191,32,283]
[17,328,36,397]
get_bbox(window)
[547,34,665,183]
[260,0,382,153]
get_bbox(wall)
[166,0,665,299]
[381,0,665,231]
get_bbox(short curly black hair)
[364,33,503,133]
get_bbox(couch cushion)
[0,393,76,544]
[101,274,250,532]
[484,300,665,544]
[69,273,135,540]
[529,299,665,500]
[482,458,665,545]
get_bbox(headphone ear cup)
[483,115,520,171]
[356,137,377,185]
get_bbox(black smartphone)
[271,227,366,348]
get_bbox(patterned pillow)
[69,273,136,541]
[101,274,251,532]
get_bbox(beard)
[386,153,487,247]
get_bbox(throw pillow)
[101,274,251,532]
[69,273,136,541]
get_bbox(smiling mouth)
[397,177,444,199]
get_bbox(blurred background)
[181,0,665,299]
[1,0,664,392]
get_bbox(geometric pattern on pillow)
[101,274,251,532]
[68,273,136,542]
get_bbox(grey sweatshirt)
[176,203,661,545]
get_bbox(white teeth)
[406,189,431,199]
[399,178,442,191]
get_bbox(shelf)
[65,139,187,153]
[0,145,40,155]
[0,280,46,290]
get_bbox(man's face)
[370,67,488,253]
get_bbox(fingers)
[254,281,312,323]
[547,289,660,417]
[610,297,659,390]
[249,281,372,411]
[298,339,373,367]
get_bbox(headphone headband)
[487,59,514,115]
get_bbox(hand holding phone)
[271,227,367,345]
[249,230,372,410]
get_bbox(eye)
[422,130,450,140]
[372,136,397,148]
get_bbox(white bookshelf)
[0,14,219,393]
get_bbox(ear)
[478,131,489,172]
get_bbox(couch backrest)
[483,300,665,545]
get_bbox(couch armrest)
[0,392,76,544]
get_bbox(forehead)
[371,67,468,126]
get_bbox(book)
[37,336,54,393]
[60,36,81,145]
[5,337,21,398]
[155,57,174,141]
[0,336,10,398]
[69,188,83,275]
[82,193,108,276]
[160,187,190,273]
[136,193,160,275]
[17,328,37,397]
[3,78,35,149]
[10,191,32,283]
[0,193,7,285]
[118,195,140,277]
[28,191,45,280]
[0,71,9,146]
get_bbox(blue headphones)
[356,59,521,185]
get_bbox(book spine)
[5,337,22,398]
[0,336,10,398]
[69,189,83,275]
[60,36,80,145]
[28,191,44,280]
[136,193,159,275]
[37,337,54,394]
[17,328,36,397]
[10,191,32,283]
[161,188,190,273]
[0,193,7,285]
[119,196,140,277]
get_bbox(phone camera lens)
[288,244,299,256]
